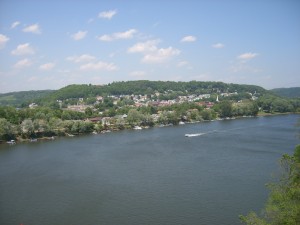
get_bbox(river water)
[0,115,299,225]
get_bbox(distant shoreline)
[2,113,298,145]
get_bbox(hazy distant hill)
[270,87,300,98]
[0,90,54,106]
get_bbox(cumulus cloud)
[66,54,96,63]
[212,43,225,48]
[14,58,32,68]
[128,40,180,64]
[128,40,160,53]
[98,10,117,19]
[23,23,41,34]
[71,30,87,40]
[180,35,197,42]
[237,52,258,60]
[11,21,20,29]
[142,47,180,64]
[0,34,9,49]
[80,61,117,71]
[98,29,137,41]
[11,43,35,55]
[39,62,55,71]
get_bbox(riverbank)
[257,111,298,116]
[3,112,298,145]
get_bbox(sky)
[0,0,299,93]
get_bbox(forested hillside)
[271,87,300,98]
[0,90,54,106]
[34,80,267,106]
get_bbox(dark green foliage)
[240,145,300,225]
[218,101,233,118]
[0,118,16,141]
[271,87,300,98]
[232,102,259,117]
[1,81,268,108]
[0,90,54,107]
[257,94,296,113]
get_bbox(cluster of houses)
[63,92,218,113]
[29,90,258,116]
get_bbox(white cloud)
[11,43,35,55]
[142,47,180,64]
[237,52,258,60]
[181,35,197,42]
[128,40,160,53]
[212,43,225,48]
[66,54,96,63]
[39,62,55,71]
[98,10,117,19]
[98,29,137,41]
[128,40,180,64]
[71,30,87,40]
[11,21,20,29]
[0,34,9,49]
[98,34,112,41]
[14,58,32,68]
[80,61,117,71]
[23,23,41,34]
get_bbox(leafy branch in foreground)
[240,145,300,225]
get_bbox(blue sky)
[0,0,299,93]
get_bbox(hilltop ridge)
[0,80,267,107]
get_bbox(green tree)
[127,109,142,126]
[201,109,214,121]
[240,145,300,225]
[0,118,16,141]
[85,107,93,117]
[20,119,34,137]
[219,101,233,118]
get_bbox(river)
[0,114,299,225]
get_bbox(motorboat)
[185,133,204,137]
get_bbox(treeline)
[0,99,261,141]
[0,106,93,140]
[257,94,300,113]
[240,145,300,224]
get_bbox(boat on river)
[7,140,16,144]
[185,133,204,137]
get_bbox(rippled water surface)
[0,115,299,225]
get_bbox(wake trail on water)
[185,121,288,137]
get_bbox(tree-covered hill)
[38,80,267,101]
[0,90,54,106]
[0,80,285,108]
[270,87,300,98]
